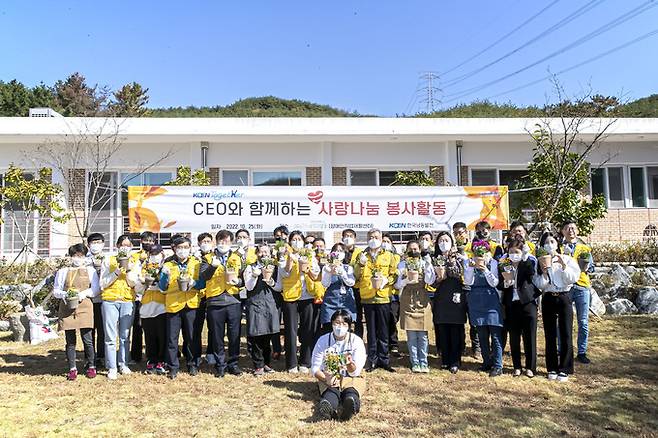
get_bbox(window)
[222,170,248,186]
[630,168,646,208]
[253,171,302,186]
[499,170,529,212]
[350,170,377,186]
[1,172,42,255]
[648,167,658,208]
[607,167,625,208]
[378,171,399,187]
[591,168,605,198]
[471,169,497,186]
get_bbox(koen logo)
[307,190,324,204]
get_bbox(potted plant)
[298,248,315,273]
[371,268,386,290]
[471,240,490,269]
[225,260,239,284]
[432,255,447,281]
[455,237,467,254]
[317,249,328,266]
[177,267,192,292]
[117,247,131,270]
[328,251,343,274]
[324,350,347,381]
[405,257,423,284]
[577,251,591,272]
[143,263,160,289]
[274,240,287,261]
[66,290,80,310]
[499,257,515,282]
[536,247,553,270]
[260,257,276,281]
[92,253,104,270]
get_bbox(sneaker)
[107,368,118,380]
[67,369,78,381]
[420,366,430,374]
[525,369,535,378]
[557,372,569,382]
[489,368,503,378]
[155,363,166,375]
[390,348,402,358]
[119,366,132,375]
[513,369,522,377]
[298,366,309,374]
[227,366,243,376]
[264,365,275,374]
[169,369,178,380]
[271,352,281,361]
[86,367,97,379]
[411,365,421,373]
[145,362,155,375]
[381,364,396,373]
[318,399,334,420]
[577,354,591,364]
[340,394,358,421]
[188,366,199,376]
[449,366,459,374]
[253,368,265,376]
[287,367,299,374]
[547,371,558,381]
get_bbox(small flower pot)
[407,270,419,284]
[577,258,589,272]
[262,266,274,281]
[66,296,80,310]
[117,257,130,271]
[473,257,486,270]
[502,270,515,282]
[299,260,310,273]
[92,258,103,268]
[144,275,156,289]
[371,275,385,290]
[538,255,553,271]
[177,277,191,292]
[434,266,446,281]
[226,269,238,284]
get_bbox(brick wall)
[590,208,658,243]
[332,167,347,186]
[429,165,445,185]
[208,167,220,185]
[66,169,87,245]
[306,167,321,186]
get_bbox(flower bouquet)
[298,248,315,273]
[471,240,490,269]
[432,255,447,281]
[317,249,328,266]
[499,257,515,282]
[324,350,347,380]
[371,268,386,290]
[66,289,80,310]
[92,253,104,269]
[328,251,343,274]
[577,251,591,272]
[536,247,552,270]
[177,267,192,292]
[405,257,423,284]
[117,247,131,270]
[260,257,276,281]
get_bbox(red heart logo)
[307,190,323,204]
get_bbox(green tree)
[54,72,107,116]
[109,82,150,117]
[393,169,436,186]
[165,166,210,186]
[0,80,32,116]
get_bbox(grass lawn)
[1,315,657,437]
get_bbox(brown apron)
[318,375,367,396]
[399,280,433,331]
[58,268,94,331]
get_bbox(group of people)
[53,219,594,421]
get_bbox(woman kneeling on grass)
[53,243,101,380]
[311,309,367,421]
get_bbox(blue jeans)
[477,325,503,369]
[102,300,134,370]
[406,330,428,367]
[571,286,590,356]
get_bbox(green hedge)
[591,241,658,264]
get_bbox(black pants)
[130,301,143,362]
[92,302,105,361]
[166,307,200,371]
[363,303,391,367]
[438,323,464,368]
[321,387,361,419]
[250,334,273,369]
[353,289,364,338]
[312,302,323,344]
[507,301,538,372]
[194,299,214,360]
[542,292,574,374]
[142,314,167,365]
[65,328,95,370]
[282,299,314,370]
[388,300,400,352]
[207,302,242,370]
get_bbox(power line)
[442,0,658,103]
[441,0,562,77]
[442,0,607,88]
[484,27,658,100]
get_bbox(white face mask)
[217,244,231,254]
[439,241,452,253]
[420,240,431,250]
[332,325,349,338]
[342,236,355,247]
[336,252,346,261]
[200,243,213,253]
[368,238,381,250]
[509,253,523,263]
[544,243,558,254]
[89,243,104,255]
[382,242,392,251]
[176,248,191,260]
[236,238,248,248]
[71,257,87,267]
[291,240,304,250]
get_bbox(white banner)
[128,185,509,233]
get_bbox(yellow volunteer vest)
[101,256,135,302]
[281,256,322,302]
[163,257,202,313]
[141,263,165,306]
[203,251,243,298]
[464,240,499,259]
[561,243,592,288]
[355,250,397,304]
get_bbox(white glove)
[290,253,300,262]
[359,253,368,266]
[323,264,333,273]
[278,260,287,269]
[252,267,262,278]
[77,291,88,301]
[211,256,221,267]
[423,254,432,265]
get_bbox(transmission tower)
[418,71,442,113]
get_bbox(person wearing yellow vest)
[158,235,204,379]
[193,232,216,367]
[464,220,504,260]
[509,221,536,256]
[198,229,244,377]
[128,231,156,364]
[354,228,398,372]
[134,244,167,375]
[341,228,365,338]
[452,221,481,358]
[278,230,322,373]
[100,234,138,380]
[382,233,402,358]
[235,229,260,366]
[560,220,594,365]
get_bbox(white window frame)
[347,167,429,186]
[0,169,44,257]
[220,168,306,186]
[589,165,658,209]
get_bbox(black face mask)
[142,243,153,252]
[476,231,490,240]
[407,251,420,258]
[275,236,283,242]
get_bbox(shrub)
[591,241,658,264]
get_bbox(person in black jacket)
[498,236,539,378]
[432,231,467,374]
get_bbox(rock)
[635,287,658,314]
[596,264,632,298]
[624,265,637,276]
[8,312,29,342]
[606,298,638,315]
[645,268,658,285]
[0,284,32,301]
[590,290,606,316]
[0,320,10,331]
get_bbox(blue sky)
[1,0,657,116]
